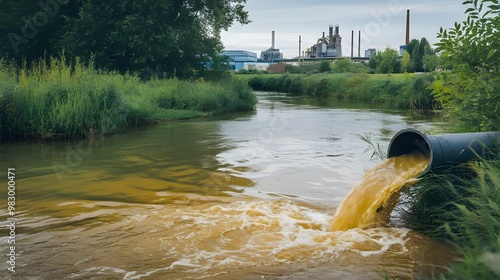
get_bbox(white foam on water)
[67,199,412,279]
[121,199,411,278]
[70,266,128,278]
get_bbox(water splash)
[330,154,430,231]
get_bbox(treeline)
[242,73,437,109]
[368,38,438,74]
[0,0,249,79]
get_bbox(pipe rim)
[387,128,432,174]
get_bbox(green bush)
[319,61,332,73]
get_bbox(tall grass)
[240,73,437,109]
[0,57,256,142]
[399,155,500,279]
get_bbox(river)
[0,93,454,279]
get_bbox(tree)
[407,39,420,72]
[368,50,380,73]
[406,38,433,72]
[402,50,411,73]
[432,0,500,131]
[0,0,250,79]
[319,60,331,72]
[332,58,351,73]
[0,0,77,64]
[416,37,430,72]
[376,47,400,74]
[422,48,438,72]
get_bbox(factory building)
[365,48,376,58]
[306,25,342,58]
[221,50,258,71]
[260,31,284,62]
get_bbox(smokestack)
[406,10,410,45]
[358,31,361,57]
[272,31,275,49]
[351,30,354,58]
[299,35,302,63]
[329,25,334,39]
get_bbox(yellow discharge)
[329,154,429,231]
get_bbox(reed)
[240,73,436,109]
[0,57,256,142]
[399,155,500,279]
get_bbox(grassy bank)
[0,58,256,142]
[398,154,500,279]
[236,73,437,109]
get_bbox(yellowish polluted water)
[329,153,430,231]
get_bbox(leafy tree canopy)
[432,0,499,131]
[0,0,250,79]
[369,47,401,74]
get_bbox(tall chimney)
[351,30,354,58]
[358,30,361,57]
[406,10,410,45]
[299,35,302,63]
[272,30,275,49]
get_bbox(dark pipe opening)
[388,129,500,175]
[387,129,432,173]
[387,129,430,158]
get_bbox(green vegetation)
[282,59,370,75]
[239,72,437,109]
[399,2,500,279]
[367,38,438,74]
[0,57,256,142]
[432,0,500,132]
[400,156,500,279]
[0,0,249,79]
[368,47,401,74]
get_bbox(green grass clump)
[0,57,256,142]
[399,155,500,279]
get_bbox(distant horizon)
[221,0,467,59]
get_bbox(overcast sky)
[221,0,467,58]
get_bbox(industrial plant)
[305,25,342,58]
[260,31,284,62]
[223,9,412,70]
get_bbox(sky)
[220,0,468,59]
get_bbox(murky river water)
[0,93,454,279]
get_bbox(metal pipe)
[387,128,500,174]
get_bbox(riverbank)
[0,58,256,142]
[398,153,500,279]
[235,73,437,110]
